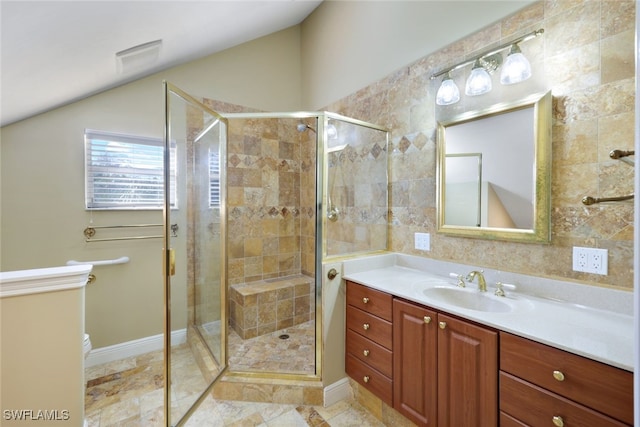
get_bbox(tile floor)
[85,322,383,426]
[228,320,315,374]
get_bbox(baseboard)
[323,377,351,407]
[85,328,186,368]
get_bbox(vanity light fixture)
[431,28,543,105]
[500,44,532,85]
[465,60,492,96]
[436,72,461,105]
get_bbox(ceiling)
[0,0,323,127]
[1,1,531,128]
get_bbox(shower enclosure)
[163,82,389,426]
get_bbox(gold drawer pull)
[439,321,447,329]
[424,316,431,324]
[362,297,370,304]
[363,349,370,357]
[552,370,565,382]
[363,375,370,383]
[363,323,370,330]
[552,415,564,427]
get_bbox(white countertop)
[342,254,634,372]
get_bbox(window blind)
[85,129,177,210]
[209,148,221,208]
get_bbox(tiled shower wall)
[324,122,389,257]
[323,0,635,289]
[212,113,317,286]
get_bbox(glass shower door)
[163,82,227,426]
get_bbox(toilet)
[83,334,92,358]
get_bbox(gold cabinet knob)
[423,316,431,324]
[439,321,447,329]
[552,370,565,382]
[363,349,370,357]
[363,375,370,383]
[363,323,370,330]
[362,297,369,304]
[552,415,564,427]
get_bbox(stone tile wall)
[212,113,316,286]
[229,275,315,339]
[323,0,635,290]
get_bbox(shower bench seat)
[229,275,314,340]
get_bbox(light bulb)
[436,73,460,106]
[500,44,532,85]
[326,123,338,139]
[465,61,492,96]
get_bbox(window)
[85,129,177,210]
[209,148,220,208]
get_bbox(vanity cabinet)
[499,332,633,426]
[393,298,498,427]
[345,281,394,406]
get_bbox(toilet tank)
[0,265,92,427]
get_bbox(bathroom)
[1,0,637,426]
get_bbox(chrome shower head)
[297,123,316,133]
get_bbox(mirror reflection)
[437,91,551,243]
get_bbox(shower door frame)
[222,111,325,381]
[163,82,229,426]
[222,111,390,382]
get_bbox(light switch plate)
[572,246,608,275]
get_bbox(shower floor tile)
[228,320,315,374]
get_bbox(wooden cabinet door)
[437,313,498,427]
[393,299,437,427]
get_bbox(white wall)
[300,1,535,110]
[0,27,302,348]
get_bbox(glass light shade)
[465,63,492,96]
[500,45,532,85]
[436,76,460,105]
[326,123,338,139]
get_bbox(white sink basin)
[422,286,513,313]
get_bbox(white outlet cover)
[415,232,430,251]
[572,246,608,275]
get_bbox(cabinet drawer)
[500,332,633,425]
[346,328,393,378]
[500,411,528,427]
[347,305,393,349]
[346,353,393,406]
[500,372,629,427]
[346,281,393,321]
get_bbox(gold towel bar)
[84,223,178,242]
[582,194,634,205]
[609,149,635,159]
[583,150,636,204]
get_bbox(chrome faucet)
[466,270,487,292]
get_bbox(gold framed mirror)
[436,91,552,243]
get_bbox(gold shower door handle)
[165,248,176,276]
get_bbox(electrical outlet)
[573,247,608,275]
[415,232,430,251]
[573,247,588,271]
[587,249,607,275]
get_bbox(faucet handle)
[449,273,466,287]
[494,282,516,297]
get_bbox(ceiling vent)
[116,39,162,74]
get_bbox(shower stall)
[163,82,389,426]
